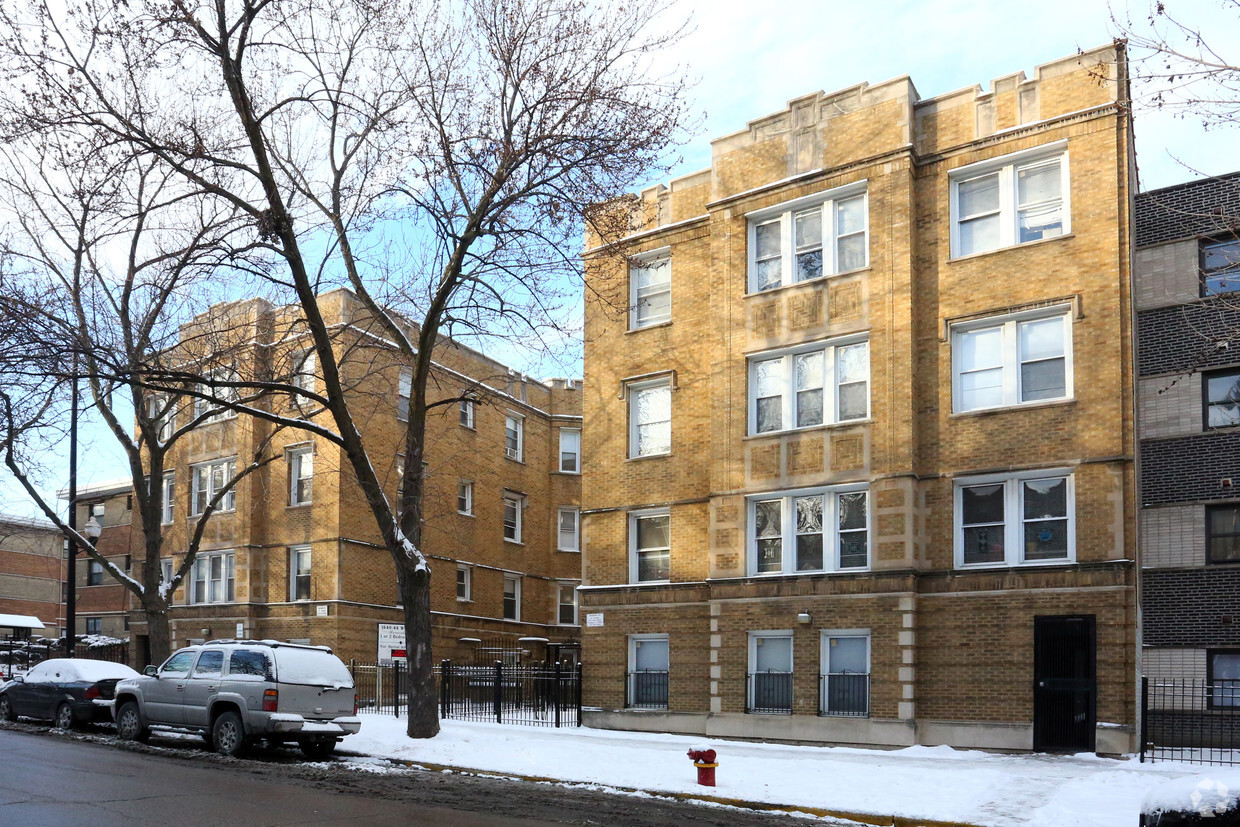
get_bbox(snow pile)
[1141,772,1240,817]
[80,634,128,648]
[345,715,1227,827]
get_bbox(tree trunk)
[145,605,172,666]
[400,565,439,738]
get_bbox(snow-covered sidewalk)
[343,714,1235,826]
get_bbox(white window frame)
[628,508,671,584]
[628,377,672,459]
[288,445,313,506]
[160,558,173,591]
[289,545,311,601]
[559,428,582,474]
[746,183,868,293]
[629,248,671,329]
[505,412,524,462]
[456,564,472,602]
[293,349,316,393]
[953,470,1076,569]
[161,473,175,525]
[147,393,174,442]
[460,398,475,429]
[950,307,1074,414]
[190,458,236,516]
[190,550,235,605]
[820,630,871,716]
[949,143,1071,259]
[194,368,241,423]
[457,480,473,515]
[747,630,794,712]
[397,368,412,421]
[503,491,523,544]
[557,582,579,626]
[747,485,870,576]
[558,507,580,552]
[748,336,870,434]
[503,575,521,621]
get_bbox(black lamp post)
[64,352,78,658]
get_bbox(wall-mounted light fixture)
[796,611,811,625]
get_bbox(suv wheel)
[299,738,336,761]
[0,694,15,722]
[115,701,149,743]
[54,703,74,730]
[212,710,247,757]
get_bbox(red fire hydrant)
[687,747,718,787]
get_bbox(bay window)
[749,488,868,575]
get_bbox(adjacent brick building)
[67,479,135,640]
[1135,172,1240,689]
[128,289,583,666]
[0,514,63,638]
[580,43,1137,753]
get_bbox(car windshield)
[273,648,353,689]
[160,651,197,676]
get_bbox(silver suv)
[112,640,360,759]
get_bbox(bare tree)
[0,132,287,664]
[0,0,690,738]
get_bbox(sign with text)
[586,613,604,627]
[378,622,405,665]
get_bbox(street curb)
[369,755,983,827]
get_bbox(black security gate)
[1033,615,1096,753]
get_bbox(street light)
[84,516,102,543]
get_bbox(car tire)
[115,701,149,743]
[299,738,336,761]
[0,694,15,722]
[212,710,246,757]
[54,702,75,730]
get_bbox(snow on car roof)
[26,659,139,682]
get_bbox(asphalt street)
[0,725,811,826]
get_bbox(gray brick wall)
[1140,431,1240,506]
[1143,568,1240,646]
[1141,647,1208,681]
[1135,240,1201,311]
[1136,172,1240,248]
[1137,302,1240,377]
[1139,373,1202,440]
[1141,504,1206,568]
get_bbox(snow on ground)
[346,714,1224,827]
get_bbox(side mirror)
[12,675,23,683]
[144,665,158,677]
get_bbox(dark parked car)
[0,658,139,729]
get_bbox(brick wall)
[1143,568,1240,646]
[1139,431,1240,506]
[1134,172,1240,248]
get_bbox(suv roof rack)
[202,638,333,652]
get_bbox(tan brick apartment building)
[580,43,1136,753]
[128,289,582,666]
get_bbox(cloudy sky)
[2,0,1235,514]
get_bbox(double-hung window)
[558,583,578,625]
[293,349,316,393]
[161,473,175,525]
[87,559,104,586]
[503,492,523,543]
[397,369,412,421]
[955,472,1074,567]
[161,559,174,590]
[750,338,869,433]
[503,575,521,621]
[629,509,670,583]
[748,185,868,292]
[288,446,313,506]
[1208,505,1240,564]
[950,145,1070,258]
[195,368,241,423]
[1210,650,1240,708]
[147,394,174,442]
[460,398,475,428]
[628,378,671,458]
[290,546,311,601]
[749,488,868,575]
[456,565,472,601]
[559,428,581,473]
[457,481,473,515]
[630,251,671,328]
[191,550,235,604]
[190,459,236,515]
[952,309,1072,413]
[505,413,524,461]
[558,507,580,551]
[1203,239,1240,296]
[1205,369,1240,428]
[85,617,101,634]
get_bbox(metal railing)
[349,661,407,716]
[819,672,870,717]
[1,638,129,678]
[438,660,581,727]
[746,671,793,714]
[626,670,669,709]
[1142,677,1240,765]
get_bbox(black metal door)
[1033,615,1096,753]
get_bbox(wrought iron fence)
[349,661,407,716]
[439,660,581,727]
[820,673,869,717]
[747,671,793,714]
[1142,677,1240,765]
[1,638,129,678]
[626,670,669,709]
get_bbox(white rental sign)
[378,622,406,665]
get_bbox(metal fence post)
[493,660,503,724]
[440,659,450,720]
[554,661,561,728]
[394,660,402,718]
[1140,676,1148,763]
[576,662,583,727]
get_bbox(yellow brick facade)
[581,44,1136,752]
[129,289,582,666]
